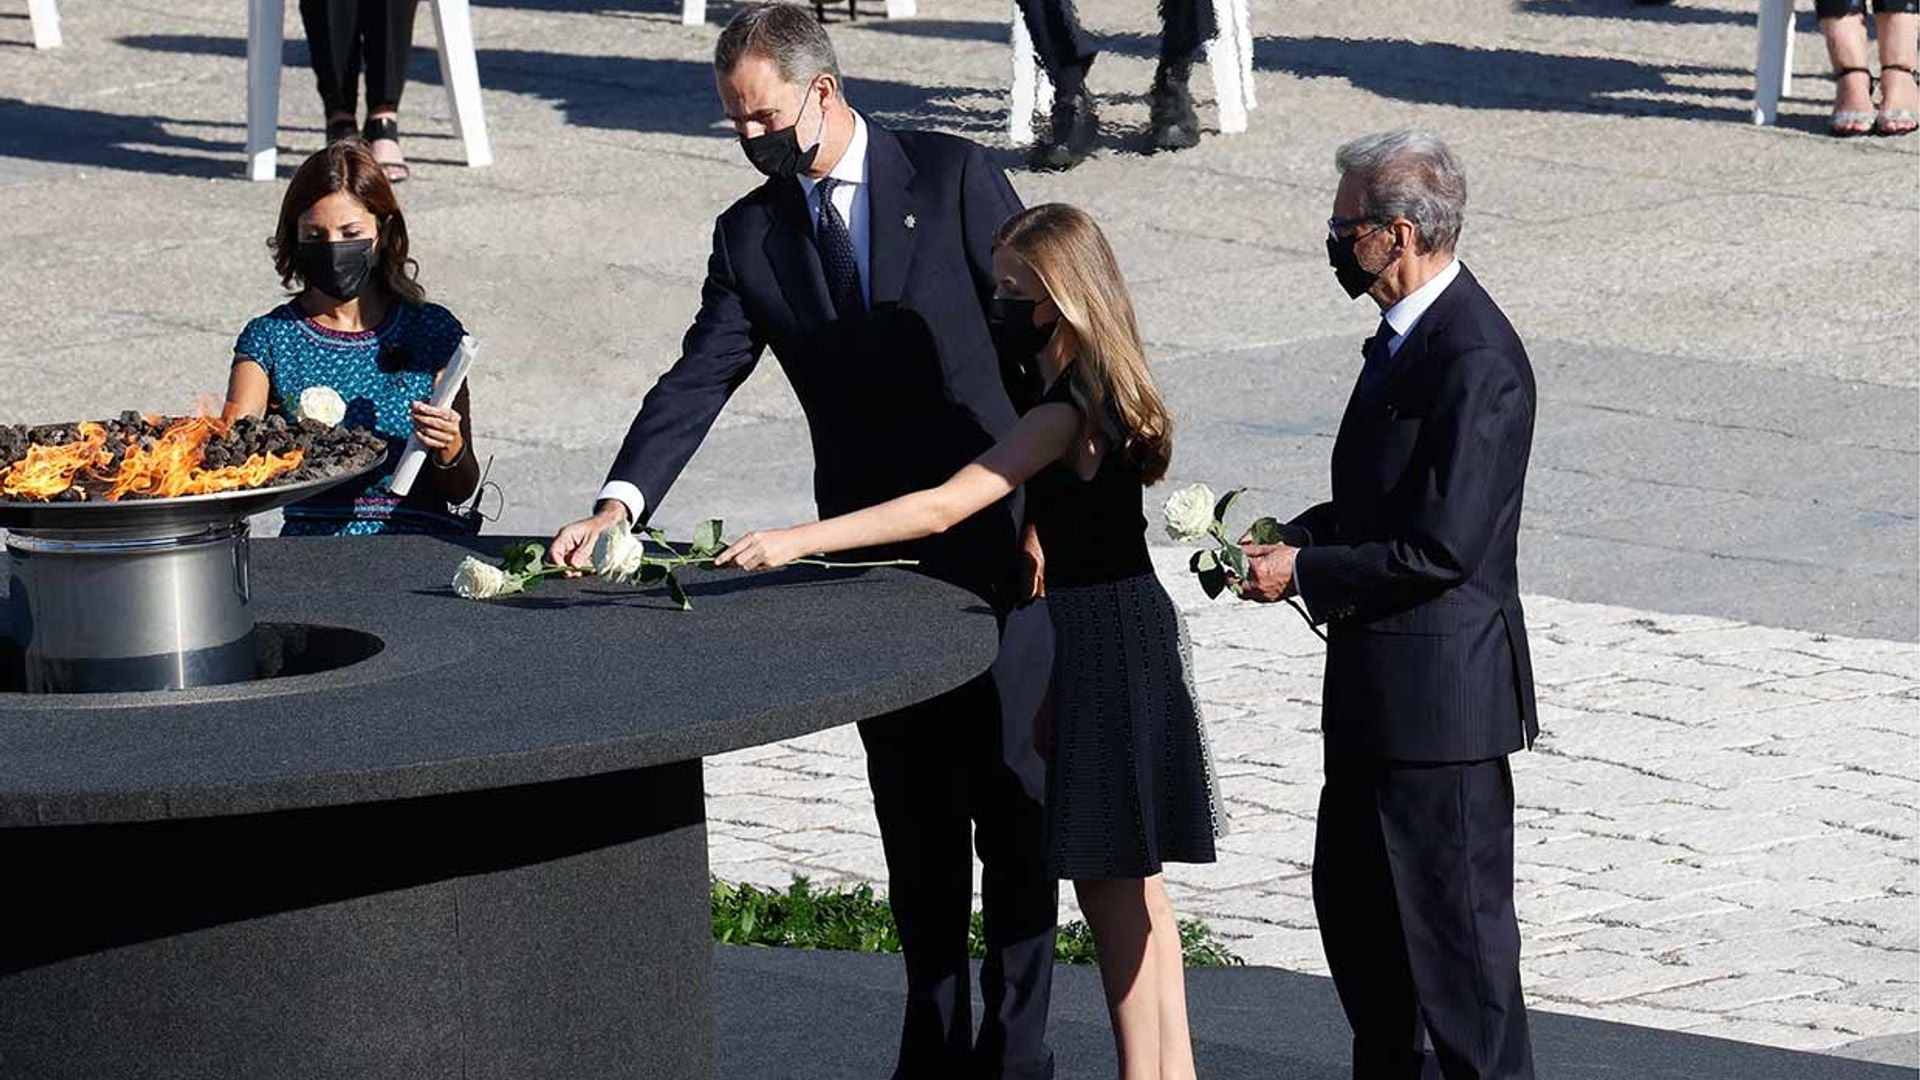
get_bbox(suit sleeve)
[960,143,1024,304]
[602,220,764,522]
[1291,348,1532,625]
[1288,501,1341,545]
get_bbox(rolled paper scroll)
[388,335,476,498]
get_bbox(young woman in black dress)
[719,203,1223,1080]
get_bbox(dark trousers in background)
[1014,0,1216,91]
[858,601,1058,1080]
[300,0,423,117]
[1312,753,1536,1080]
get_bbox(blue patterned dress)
[232,300,476,536]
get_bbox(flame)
[0,422,113,499]
[98,416,304,501]
[0,416,305,502]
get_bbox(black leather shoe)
[1147,59,1201,152]
[1029,86,1098,171]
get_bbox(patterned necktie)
[1358,317,1395,397]
[814,176,864,322]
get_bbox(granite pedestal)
[0,534,998,1079]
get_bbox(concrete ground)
[1,0,1915,1070]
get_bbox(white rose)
[297,386,347,427]
[452,556,512,600]
[1163,483,1217,543]
[594,527,648,581]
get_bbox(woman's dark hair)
[271,140,425,305]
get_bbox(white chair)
[246,0,493,181]
[1009,0,1255,147]
[1753,0,1798,125]
[28,0,61,49]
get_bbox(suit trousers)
[859,600,1058,1080]
[300,0,422,117]
[1014,0,1217,91]
[1312,753,1535,1080]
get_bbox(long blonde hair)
[993,204,1172,485]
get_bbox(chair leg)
[1009,1,1044,147]
[1752,0,1794,125]
[681,0,706,27]
[1234,0,1256,112]
[28,0,61,49]
[245,0,284,181]
[431,0,494,167]
[1207,0,1248,134]
[885,0,916,18]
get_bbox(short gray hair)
[715,3,842,90]
[1335,130,1467,254]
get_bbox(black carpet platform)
[716,947,1914,1080]
[0,535,999,1080]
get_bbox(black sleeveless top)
[1024,369,1155,588]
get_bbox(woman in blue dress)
[222,140,479,536]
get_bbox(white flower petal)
[297,386,348,427]
[452,556,510,600]
[1163,483,1217,543]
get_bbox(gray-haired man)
[1240,130,1539,1079]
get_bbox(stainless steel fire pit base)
[5,521,255,693]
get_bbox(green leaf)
[1221,543,1249,580]
[643,526,668,543]
[1212,488,1244,529]
[1190,549,1217,574]
[1198,563,1228,600]
[501,541,545,576]
[665,571,692,611]
[692,518,725,558]
[1246,516,1285,545]
[638,561,669,586]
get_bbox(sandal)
[325,116,357,144]
[1875,63,1918,136]
[1831,66,1876,137]
[362,115,411,183]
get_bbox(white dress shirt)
[597,114,875,525]
[1294,257,1460,620]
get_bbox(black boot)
[1029,83,1098,171]
[1147,58,1201,152]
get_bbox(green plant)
[713,877,1244,968]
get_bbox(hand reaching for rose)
[715,529,805,572]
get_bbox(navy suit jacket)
[1292,265,1540,763]
[605,121,1027,601]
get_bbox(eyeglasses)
[1326,214,1386,241]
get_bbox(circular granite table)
[0,534,999,1080]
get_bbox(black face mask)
[740,83,826,181]
[1326,229,1394,300]
[988,296,1057,358]
[296,238,377,301]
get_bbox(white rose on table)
[452,556,515,600]
[1162,483,1218,543]
[296,386,347,427]
[595,527,648,581]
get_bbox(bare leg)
[1823,12,1876,134]
[1075,878,1162,1079]
[1145,875,1199,1080]
[1877,11,1919,133]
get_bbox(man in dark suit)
[1237,130,1539,1080]
[547,7,1057,1078]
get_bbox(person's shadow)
[1255,35,1754,123]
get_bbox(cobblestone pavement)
[708,549,1920,1062]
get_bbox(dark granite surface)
[0,535,998,827]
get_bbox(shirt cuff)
[596,481,645,527]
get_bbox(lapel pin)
[904,214,916,231]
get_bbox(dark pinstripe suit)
[1290,265,1539,1080]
